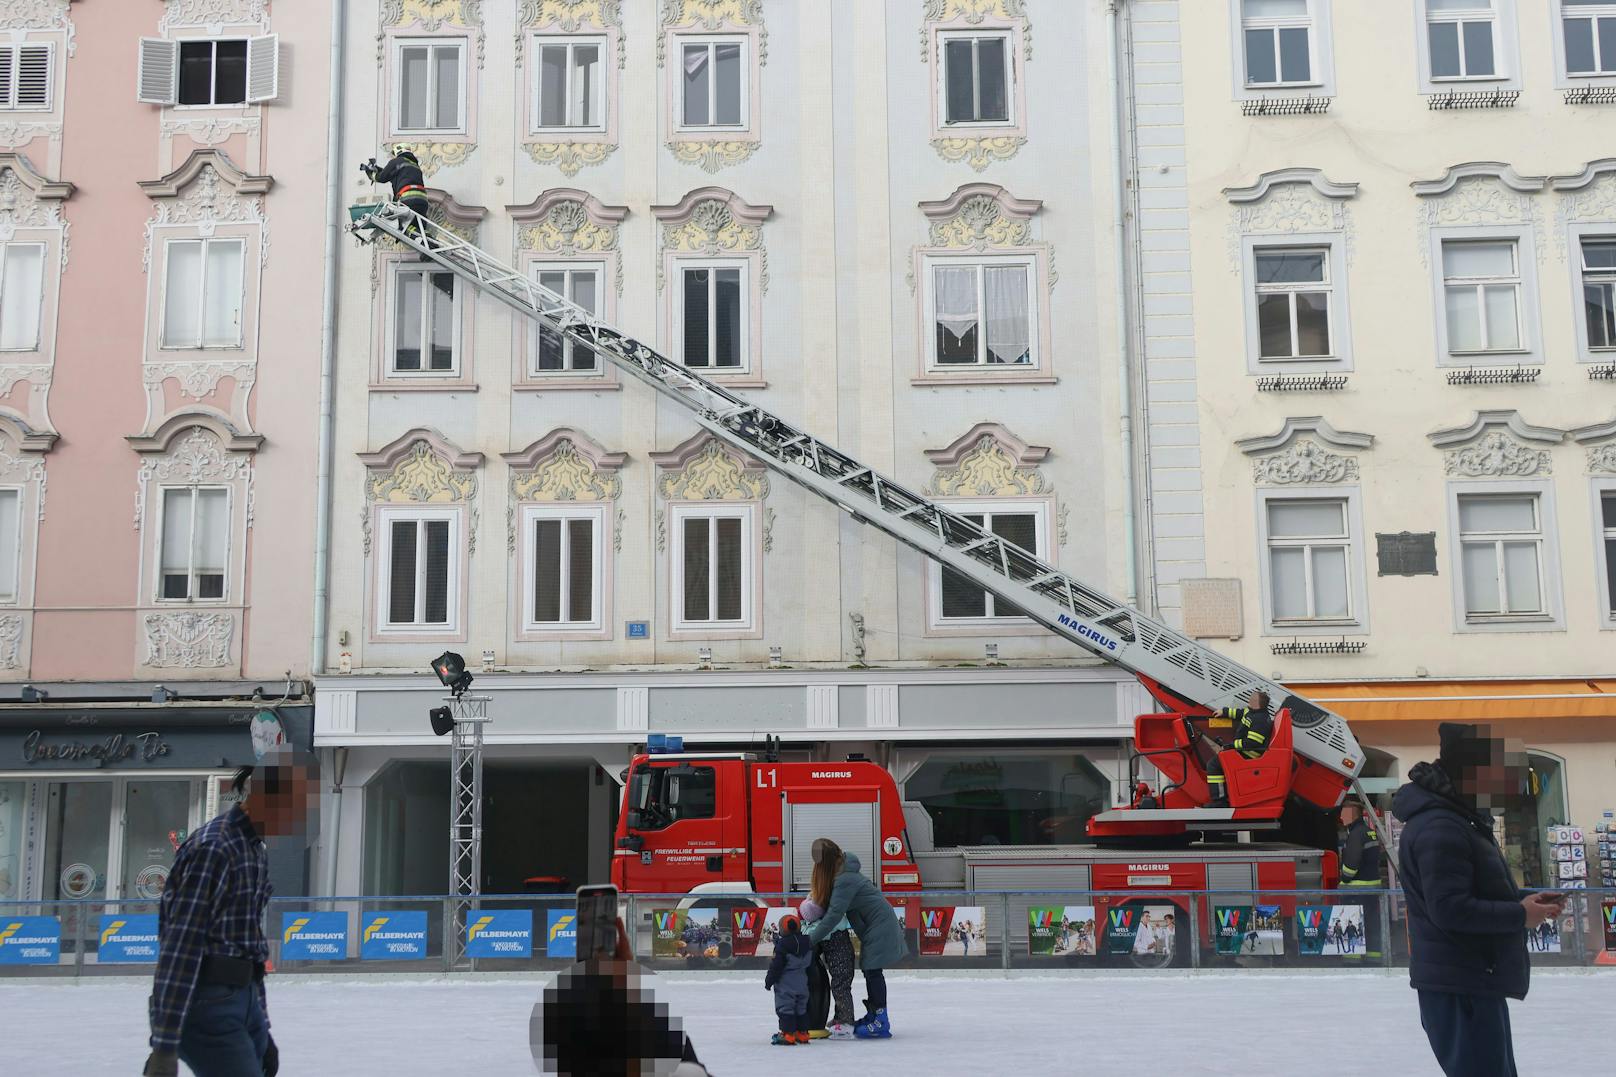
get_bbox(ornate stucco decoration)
[651,187,772,293]
[138,151,272,272]
[0,156,73,267]
[511,189,628,294]
[131,422,257,532]
[924,423,1050,497]
[1,1,75,46]
[358,429,482,555]
[1428,409,1562,478]
[921,2,1031,170]
[501,428,627,552]
[518,2,624,174]
[1411,162,1545,267]
[1223,168,1358,269]
[1589,444,1616,474]
[1551,159,1616,259]
[652,434,769,502]
[909,183,1053,293]
[931,136,1027,172]
[0,615,22,670]
[0,441,47,521]
[920,0,1030,59]
[1237,416,1372,485]
[381,1,485,66]
[161,117,263,148]
[142,361,257,401]
[657,0,767,65]
[1570,417,1616,474]
[659,1,766,172]
[160,1,269,34]
[145,612,234,668]
[391,141,476,179]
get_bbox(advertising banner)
[1602,900,1616,953]
[97,914,160,963]
[651,908,722,961]
[360,911,427,961]
[1527,916,1562,955]
[1213,905,1253,956]
[1028,905,1097,957]
[545,909,577,959]
[465,909,532,959]
[919,906,986,957]
[1105,904,1176,958]
[0,916,60,965]
[1298,905,1364,956]
[731,907,794,959]
[280,912,349,961]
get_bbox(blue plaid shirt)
[148,803,273,1051]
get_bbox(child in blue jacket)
[763,914,813,1045]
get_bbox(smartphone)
[1538,891,1565,903]
[575,884,620,962]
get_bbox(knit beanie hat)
[798,898,824,923]
[1437,721,1482,777]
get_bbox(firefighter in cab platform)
[1205,690,1274,808]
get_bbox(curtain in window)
[194,489,229,598]
[163,241,203,347]
[934,265,979,363]
[715,516,742,620]
[160,490,195,599]
[533,518,561,621]
[0,243,44,351]
[538,45,568,126]
[682,45,710,126]
[423,519,450,623]
[0,489,18,602]
[683,517,710,620]
[683,268,710,366]
[984,264,1030,364]
[388,520,418,622]
[568,518,594,622]
[203,240,243,347]
[714,267,741,367]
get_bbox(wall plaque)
[1376,532,1438,577]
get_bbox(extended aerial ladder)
[350,201,1382,848]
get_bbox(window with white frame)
[1425,0,1500,79]
[1562,0,1616,75]
[1600,490,1616,619]
[179,40,249,106]
[671,503,753,629]
[380,509,457,629]
[1441,239,1522,354]
[928,257,1034,368]
[1265,498,1352,623]
[395,40,465,132]
[678,262,746,371]
[161,238,245,349]
[0,488,20,604]
[935,505,1044,622]
[391,266,458,375]
[1457,493,1546,618]
[532,264,600,374]
[524,505,603,630]
[138,36,278,107]
[679,37,746,129]
[1241,0,1317,86]
[534,36,604,130]
[0,242,45,352]
[1254,247,1332,359]
[1581,236,1616,352]
[158,487,229,602]
[940,31,1011,125]
[0,43,52,110]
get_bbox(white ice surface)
[6,971,1613,1076]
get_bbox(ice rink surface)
[7,970,1613,1075]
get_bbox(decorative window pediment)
[1552,159,1616,260]
[360,428,482,504]
[518,1,624,175]
[139,150,270,272]
[160,1,269,35]
[1412,162,1546,265]
[1572,417,1616,474]
[921,1,1032,171]
[652,186,771,292]
[924,423,1049,496]
[1224,168,1356,269]
[1237,416,1372,485]
[918,182,1042,252]
[503,427,625,553]
[511,188,626,284]
[651,431,768,502]
[658,0,767,172]
[1430,410,1562,478]
[127,411,263,456]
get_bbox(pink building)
[0,1,324,906]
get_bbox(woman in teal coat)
[804,838,904,1038]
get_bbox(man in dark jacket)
[361,145,431,244]
[1338,800,1384,957]
[1393,722,1564,1077]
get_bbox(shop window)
[0,780,23,900]
[364,762,449,897]
[904,752,1112,847]
[42,780,113,902]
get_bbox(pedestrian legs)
[1417,990,1518,1077]
[176,984,268,1077]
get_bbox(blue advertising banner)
[98,914,161,963]
[280,912,349,961]
[0,916,60,965]
[545,909,577,958]
[361,911,427,961]
[465,909,532,958]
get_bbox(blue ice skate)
[853,1007,891,1039]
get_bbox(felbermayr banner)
[360,911,427,961]
[465,909,532,958]
[280,911,349,961]
[0,916,60,965]
[545,909,576,959]
[97,914,160,963]
[1028,905,1096,957]
[1213,905,1254,957]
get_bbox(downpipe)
[311,0,346,677]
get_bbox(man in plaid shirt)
[145,745,311,1076]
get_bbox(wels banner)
[1298,905,1365,956]
[730,907,766,958]
[1603,900,1616,953]
[1027,905,1097,957]
[0,916,60,965]
[465,910,533,958]
[652,908,723,961]
[281,912,349,961]
[545,909,577,958]
[97,914,160,963]
[1105,904,1176,958]
[920,906,985,957]
[360,912,427,960]
[1213,905,1254,957]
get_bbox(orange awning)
[1282,679,1616,723]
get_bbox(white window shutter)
[137,37,178,106]
[246,34,279,103]
[17,45,51,109]
[0,47,14,109]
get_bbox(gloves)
[142,1051,179,1077]
[263,1035,279,1077]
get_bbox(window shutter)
[16,45,50,109]
[137,37,178,106]
[0,46,14,108]
[246,34,279,103]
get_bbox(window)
[672,504,753,630]
[534,37,604,130]
[1241,0,1316,86]
[1580,237,1616,351]
[940,32,1011,125]
[679,262,745,370]
[629,764,717,829]
[679,38,746,129]
[1441,240,1522,353]
[0,488,20,604]
[178,40,247,105]
[1426,0,1499,79]
[1254,247,1332,359]
[929,258,1034,368]
[137,36,278,107]
[0,43,51,110]
[524,506,602,630]
[1457,494,1545,618]
[0,242,45,352]
[532,264,600,374]
[161,238,244,349]
[1562,0,1616,75]
[158,487,228,602]
[1266,499,1351,622]
[935,506,1045,622]
[396,40,464,132]
[391,266,458,374]
[381,511,457,629]
[1600,491,1616,620]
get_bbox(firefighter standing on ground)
[361,145,431,243]
[1205,690,1274,807]
[1339,799,1385,957]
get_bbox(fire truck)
[352,202,1382,964]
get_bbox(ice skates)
[853,1007,891,1039]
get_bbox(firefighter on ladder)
[1203,690,1273,808]
[361,145,432,249]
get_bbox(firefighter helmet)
[391,143,418,162]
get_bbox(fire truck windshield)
[625,763,716,831]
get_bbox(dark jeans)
[177,982,268,1077]
[1417,990,1517,1077]
[864,967,887,1011]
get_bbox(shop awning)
[1283,680,1616,723]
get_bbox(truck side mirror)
[626,809,644,830]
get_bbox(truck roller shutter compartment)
[785,800,879,893]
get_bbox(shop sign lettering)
[20,729,173,767]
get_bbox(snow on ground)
[7,971,1613,1076]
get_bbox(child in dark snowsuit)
[763,914,813,1046]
